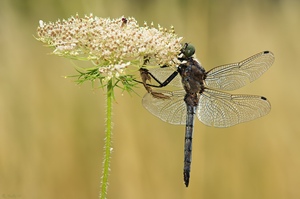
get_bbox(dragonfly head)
[180,43,195,59]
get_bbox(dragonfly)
[138,43,274,187]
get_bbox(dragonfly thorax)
[178,57,206,94]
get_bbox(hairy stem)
[100,79,114,199]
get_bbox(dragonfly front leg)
[138,68,179,99]
[139,68,179,88]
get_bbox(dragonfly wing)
[197,89,271,127]
[142,90,186,125]
[205,51,274,91]
[148,67,183,88]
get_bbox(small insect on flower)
[36,13,183,89]
[121,17,128,27]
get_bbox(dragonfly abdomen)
[184,104,196,187]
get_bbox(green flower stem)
[100,79,114,199]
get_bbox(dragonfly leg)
[136,68,179,99]
[137,68,179,88]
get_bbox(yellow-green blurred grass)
[1,0,300,199]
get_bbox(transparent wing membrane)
[197,89,271,127]
[205,51,274,91]
[142,90,186,125]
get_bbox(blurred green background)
[1,0,300,198]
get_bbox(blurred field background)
[1,0,300,199]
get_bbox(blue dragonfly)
[139,43,274,187]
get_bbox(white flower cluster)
[36,14,183,79]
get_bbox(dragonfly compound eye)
[183,43,195,58]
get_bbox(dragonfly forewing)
[142,90,187,125]
[205,51,274,91]
[197,89,271,127]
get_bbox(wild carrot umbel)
[36,13,183,89]
[36,13,183,199]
